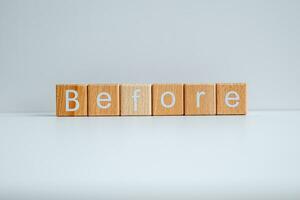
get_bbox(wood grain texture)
[216,83,247,115]
[56,84,87,116]
[185,83,216,115]
[152,84,184,116]
[120,84,151,116]
[88,84,120,116]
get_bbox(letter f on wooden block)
[121,84,152,116]
[216,83,247,115]
[88,84,120,116]
[152,84,184,116]
[56,84,88,116]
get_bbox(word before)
[56,83,247,116]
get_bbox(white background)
[1,0,300,112]
[1,111,300,199]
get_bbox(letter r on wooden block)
[56,84,88,116]
[216,83,247,115]
[185,84,216,115]
[121,84,151,116]
[88,84,120,116]
[152,84,184,116]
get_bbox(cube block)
[152,84,184,116]
[216,83,247,115]
[185,84,216,115]
[56,84,88,116]
[120,84,152,116]
[88,84,120,116]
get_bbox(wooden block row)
[56,83,247,116]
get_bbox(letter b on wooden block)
[121,84,151,116]
[88,84,120,116]
[56,84,88,116]
[152,84,184,115]
[185,84,216,115]
[216,83,247,115]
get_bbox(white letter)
[196,91,206,108]
[65,90,79,111]
[132,89,141,112]
[161,91,175,108]
[97,92,111,109]
[225,91,240,108]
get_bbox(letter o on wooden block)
[216,83,247,115]
[161,91,176,108]
[152,84,184,116]
[56,84,88,116]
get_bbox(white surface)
[0,111,300,199]
[1,1,300,112]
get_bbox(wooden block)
[216,83,247,115]
[88,84,120,116]
[152,84,184,116]
[185,83,216,115]
[56,84,88,116]
[120,84,151,116]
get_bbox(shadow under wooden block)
[88,84,120,116]
[56,84,88,116]
[216,83,247,115]
[185,83,216,115]
[121,84,152,116]
[152,84,184,116]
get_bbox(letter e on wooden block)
[56,84,88,116]
[152,84,184,116]
[185,84,216,115]
[216,83,247,115]
[88,84,120,116]
[121,84,151,116]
